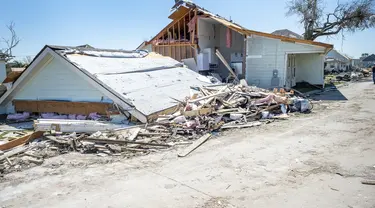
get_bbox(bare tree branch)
[1,21,20,60]
[286,0,375,40]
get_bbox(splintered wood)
[1,82,309,175]
[178,133,211,157]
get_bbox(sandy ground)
[1,80,375,208]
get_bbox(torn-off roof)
[51,46,210,118]
[148,1,333,49]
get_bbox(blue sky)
[0,0,374,60]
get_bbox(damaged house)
[139,1,333,89]
[325,49,351,72]
[0,45,212,123]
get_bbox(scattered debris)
[178,133,212,157]
[0,82,312,174]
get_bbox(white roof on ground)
[63,51,209,116]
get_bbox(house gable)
[15,55,109,103]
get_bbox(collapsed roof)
[0,45,213,123]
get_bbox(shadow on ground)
[311,89,348,101]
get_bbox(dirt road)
[1,80,375,208]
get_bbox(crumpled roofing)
[56,47,209,116]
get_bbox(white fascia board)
[0,48,52,105]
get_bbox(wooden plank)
[177,45,181,61]
[79,137,171,147]
[0,146,29,161]
[172,46,176,60]
[3,71,23,83]
[184,16,186,42]
[183,107,213,117]
[242,35,247,77]
[178,133,211,157]
[172,24,175,41]
[12,100,38,113]
[178,20,181,41]
[221,121,262,129]
[127,127,141,141]
[13,100,111,115]
[168,6,190,20]
[182,46,186,60]
[0,131,43,151]
[216,49,240,82]
[146,105,180,123]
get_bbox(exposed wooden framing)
[166,29,169,44]
[178,20,181,41]
[172,24,175,41]
[242,35,247,78]
[191,46,194,59]
[195,9,198,41]
[183,16,186,41]
[182,45,186,60]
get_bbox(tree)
[23,56,33,65]
[1,22,20,60]
[287,0,375,40]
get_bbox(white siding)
[15,57,110,102]
[295,53,324,85]
[246,35,326,88]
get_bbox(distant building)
[325,49,350,72]
[361,54,375,68]
[271,29,303,39]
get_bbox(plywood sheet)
[169,6,190,20]
[13,100,112,115]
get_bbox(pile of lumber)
[1,82,310,174]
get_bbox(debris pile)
[0,82,312,174]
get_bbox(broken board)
[177,133,211,157]
[0,131,43,151]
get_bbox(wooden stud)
[184,16,186,41]
[182,46,186,59]
[172,24,175,41]
[242,35,247,78]
[178,20,181,41]
[194,9,198,40]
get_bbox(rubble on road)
[0,81,313,175]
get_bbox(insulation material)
[188,16,198,32]
[7,112,30,121]
[226,28,232,48]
